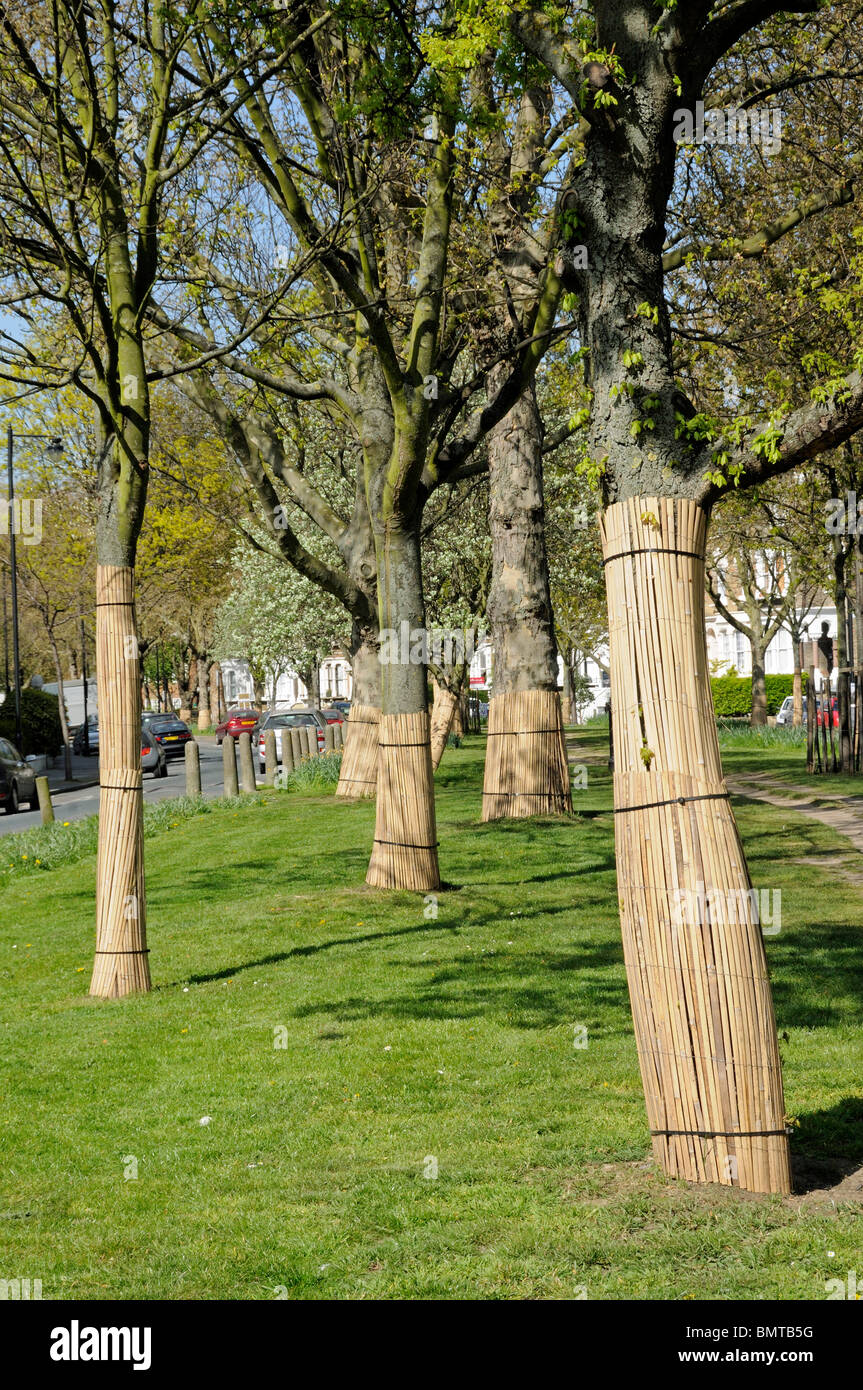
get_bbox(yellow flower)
[62,821,70,826]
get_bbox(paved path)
[0,738,229,837]
[726,772,863,858]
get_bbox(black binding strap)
[615,791,729,815]
[93,949,150,955]
[602,547,706,568]
[486,728,562,736]
[651,1127,791,1139]
[379,741,430,748]
[101,783,143,791]
[374,838,439,850]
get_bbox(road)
[0,739,235,836]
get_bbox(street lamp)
[4,427,64,756]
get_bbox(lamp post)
[5,428,64,756]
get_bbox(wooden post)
[222,735,238,796]
[185,741,201,796]
[36,775,54,824]
[290,728,304,767]
[264,729,278,785]
[238,731,256,792]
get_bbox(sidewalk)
[43,750,100,793]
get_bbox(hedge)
[710,672,807,718]
[0,686,64,757]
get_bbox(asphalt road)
[0,740,235,836]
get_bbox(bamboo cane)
[600,498,790,1195]
[430,684,459,770]
[366,710,441,890]
[481,689,571,821]
[336,702,380,799]
[89,565,150,999]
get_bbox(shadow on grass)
[179,917,461,986]
[792,1096,863,1193]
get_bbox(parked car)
[0,738,38,813]
[145,715,192,760]
[141,733,168,778]
[257,708,329,771]
[72,714,99,755]
[321,708,345,725]
[214,708,261,744]
[775,696,806,726]
[326,699,351,716]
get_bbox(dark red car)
[215,708,261,744]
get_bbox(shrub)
[0,686,63,757]
[710,672,807,718]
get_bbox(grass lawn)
[1,730,861,1300]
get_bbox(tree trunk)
[601,498,790,1194]
[366,525,440,890]
[210,661,225,725]
[792,643,803,727]
[750,643,768,727]
[337,621,381,800]
[88,565,150,998]
[482,372,570,820]
[47,634,73,781]
[430,674,459,770]
[196,656,211,731]
[834,549,853,773]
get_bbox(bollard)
[264,729,278,786]
[281,728,295,774]
[324,723,334,753]
[185,740,202,796]
[290,728,304,766]
[333,720,343,750]
[305,727,318,759]
[238,731,256,793]
[223,735,239,796]
[36,776,54,824]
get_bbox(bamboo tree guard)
[336,702,380,799]
[366,711,441,890]
[89,566,150,998]
[481,689,571,821]
[601,497,790,1194]
[430,684,459,770]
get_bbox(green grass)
[1,731,861,1300]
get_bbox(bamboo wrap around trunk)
[89,566,150,999]
[481,689,571,821]
[336,702,380,799]
[366,710,441,890]
[430,685,459,770]
[601,497,790,1194]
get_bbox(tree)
[505,1,863,1193]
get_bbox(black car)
[0,738,38,814]
[72,714,99,755]
[145,715,193,760]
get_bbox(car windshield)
[264,714,313,728]
[150,719,184,732]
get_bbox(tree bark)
[482,368,570,820]
[750,642,768,727]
